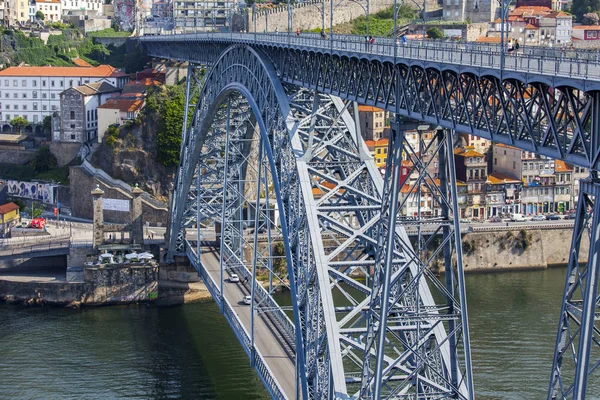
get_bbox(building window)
[5,114,10,121]
[4,93,7,99]
[14,105,18,110]
[3,80,8,87]
[12,80,17,87]
[21,80,26,87]
[43,105,47,111]
[70,124,75,129]
[33,115,38,123]
[33,103,37,110]
[51,93,55,99]
[71,134,76,140]
[13,93,17,99]
[22,105,27,111]
[51,80,55,87]
[33,80,37,87]
[70,111,75,119]
[69,80,73,87]
[42,93,47,99]
[51,105,57,111]
[5,104,9,110]
[33,91,37,98]
[22,93,27,99]
[42,80,46,87]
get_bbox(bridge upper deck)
[141,32,600,88]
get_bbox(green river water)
[1,267,599,399]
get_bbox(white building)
[35,0,62,21]
[0,64,128,131]
[97,96,145,143]
[57,81,121,143]
[28,0,35,21]
[61,0,103,16]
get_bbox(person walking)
[275,27,278,34]
[296,28,300,36]
[402,34,407,45]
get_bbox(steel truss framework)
[141,37,600,398]
[142,37,600,171]
[549,178,600,400]
[167,45,474,399]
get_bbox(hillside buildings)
[0,64,128,132]
[35,0,61,21]
[57,81,121,143]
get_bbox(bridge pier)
[549,178,600,399]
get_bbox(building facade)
[0,65,128,129]
[97,97,145,142]
[455,147,488,219]
[57,82,120,143]
[173,0,237,32]
[358,105,386,141]
[5,0,29,25]
[36,0,62,21]
[0,202,20,238]
[61,0,104,15]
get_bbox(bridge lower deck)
[190,245,296,399]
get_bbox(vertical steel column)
[373,120,404,399]
[197,170,201,265]
[548,178,600,399]
[218,100,232,312]
[444,129,475,399]
[250,139,264,368]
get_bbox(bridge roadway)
[141,32,600,85]
[188,244,296,399]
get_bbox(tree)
[156,96,184,166]
[583,11,600,24]
[10,116,29,133]
[30,201,44,219]
[42,115,52,133]
[571,0,600,21]
[30,146,58,173]
[426,27,443,40]
[35,11,45,21]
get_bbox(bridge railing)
[185,244,287,400]
[142,32,600,81]
[0,240,72,257]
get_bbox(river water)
[1,267,599,399]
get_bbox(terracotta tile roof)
[72,58,92,67]
[525,24,539,29]
[486,172,521,185]
[554,160,573,172]
[510,6,553,17]
[375,138,389,146]
[358,105,384,112]
[401,159,413,167]
[476,36,501,43]
[400,177,441,194]
[573,25,600,30]
[364,140,375,147]
[0,202,19,215]
[545,11,572,18]
[124,78,162,88]
[0,65,122,78]
[454,147,484,157]
[98,98,145,113]
[495,143,520,150]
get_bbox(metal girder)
[140,35,600,170]
[165,43,476,399]
[548,178,600,400]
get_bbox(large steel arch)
[168,44,474,399]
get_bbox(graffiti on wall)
[6,181,57,204]
[114,0,136,31]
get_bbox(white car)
[229,274,240,283]
[243,295,252,305]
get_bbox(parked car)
[531,215,546,221]
[564,213,577,220]
[229,274,240,283]
[547,214,562,220]
[487,216,502,223]
[243,295,252,305]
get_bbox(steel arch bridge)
[140,33,600,399]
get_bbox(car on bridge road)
[229,274,240,282]
[243,295,252,305]
[546,214,562,220]
[531,215,546,221]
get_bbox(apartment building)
[460,133,491,155]
[492,6,572,46]
[454,147,488,219]
[554,160,573,213]
[61,0,103,15]
[173,0,237,32]
[485,172,522,216]
[0,65,128,130]
[57,81,121,143]
[442,0,498,23]
[36,0,61,21]
[358,105,386,141]
[5,0,29,25]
